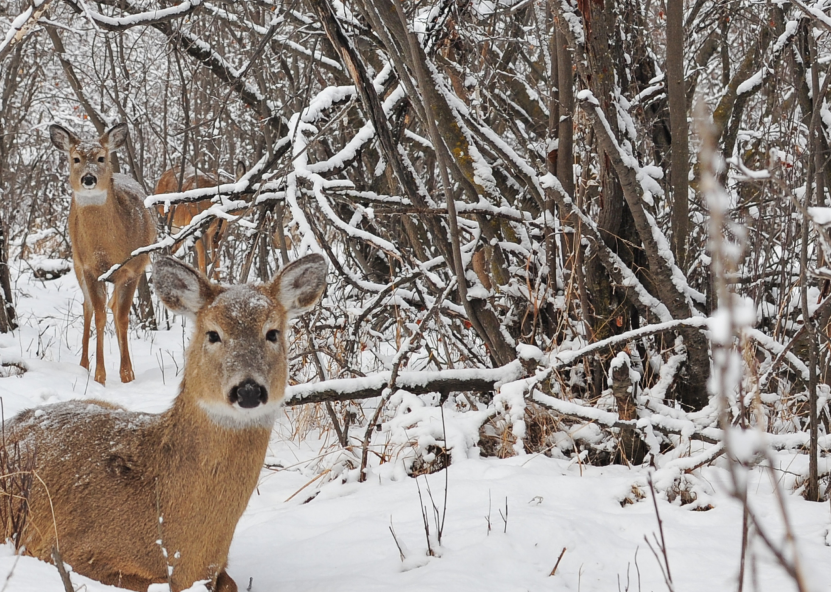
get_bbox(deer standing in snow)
[49,123,157,384]
[154,162,246,277]
[3,253,327,592]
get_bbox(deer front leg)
[85,275,108,385]
[113,276,139,383]
[80,297,92,371]
[76,270,92,371]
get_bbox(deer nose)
[81,174,97,188]
[229,379,268,409]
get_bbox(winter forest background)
[2,0,831,590]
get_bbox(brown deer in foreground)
[154,162,246,277]
[49,123,157,384]
[4,253,327,592]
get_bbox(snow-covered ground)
[0,264,829,592]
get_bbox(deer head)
[49,123,128,206]
[153,254,327,429]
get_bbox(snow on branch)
[287,317,711,404]
[0,0,53,62]
[575,90,700,318]
[98,197,249,282]
[202,2,343,72]
[284,361,526,405]
[64,0,202,31]
[792,0,831,31]
[736,19,800,97]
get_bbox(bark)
[0,214,15,333]
[610,358,645,465]
[805,33,824,502]
[666,0,689,269]
[556,27,575,209]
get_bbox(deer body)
[4,254,327,592]
[50,123,157,384]
[155,162,245,276]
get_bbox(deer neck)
[157,381,273,482]
[72,182,111,208]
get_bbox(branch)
[63,0,203,32]
[284,361,525,406]
[0,0,53,62]
[286,318,710,406]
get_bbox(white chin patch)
[198,399,280,430]
[74,189,108,206]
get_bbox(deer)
[3,253,328,592]
[154,162,246,277]
[49,123,157,385]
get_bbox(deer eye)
[206,331,221,344]
[73,157,80,164]
[266,329,279,343]
[98,156,105,163]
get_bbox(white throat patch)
[73,189,108,207]
[198,399,280,430]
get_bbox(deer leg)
[214,570,238,592]
[113,276,139,383]
[85,276,108,385]
[206,220,223,279]
[195,235,208,275]
[80,295,93,372]
[75,269,92,371]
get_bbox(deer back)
[154,167,223,230]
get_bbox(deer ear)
[49,124,78,152]
[269,254,327,318]
[153,257,218,319]
[102,123,129,151]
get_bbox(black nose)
[81,174,97,187]
[229,379,268,409]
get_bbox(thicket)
[2,0,831,536]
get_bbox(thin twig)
[549,547,567,577]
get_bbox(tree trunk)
[0,214,16,333]
[667,0,689,270]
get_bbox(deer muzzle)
[229,379,268,409]
[81,173,97,189]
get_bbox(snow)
[0,0,50,56]
[736,69,766,96]
[1,266,831,592]
[808,206,831,225]
[81,1,201,29]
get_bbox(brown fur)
[49,123,157,385]
[154,162,245,276]
[3,254,327,592]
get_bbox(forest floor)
[0,264,829,592]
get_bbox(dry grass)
[0,436,35,549]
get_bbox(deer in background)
[3,253,328,592]
[49,123,157,384]
[154,161,246,277]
